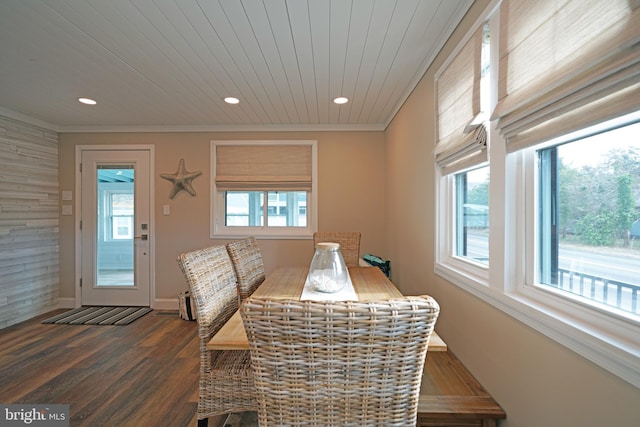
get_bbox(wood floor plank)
[0,309,229,426]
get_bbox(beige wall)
[384,1,640,426]
[58,131,385,304]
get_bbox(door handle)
[135,234,148,241]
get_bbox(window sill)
[211,226,314,240]
[435,262,640,389]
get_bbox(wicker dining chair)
[241,296,440,427]
[176,245,257,426]
[226,236,266,302]
[313,231,361,267]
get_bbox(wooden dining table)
[207,266,447,351]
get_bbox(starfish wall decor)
[160,158,203,199]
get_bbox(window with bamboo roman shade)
[435,25,487,175]
[210,140,317,239]
[492,0,640,152]
[215,143,312,191]
[434,0,640,393]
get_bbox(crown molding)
[57,123,388,133]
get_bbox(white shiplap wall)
[0,115,59,328]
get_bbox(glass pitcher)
[308,242,348,293]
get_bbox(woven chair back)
[226,236,266,302]
[177,245,258,421]
[313,231,361,267]
[241,296,440,426]
[177,245,239,360]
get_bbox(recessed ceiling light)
[333,97,349,105]
[224,97,240,104]
[78,97,97,105]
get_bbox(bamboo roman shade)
[493,0,640,152]
[215,143,312,191]
[435,26,487,175]
[436,124,488,176]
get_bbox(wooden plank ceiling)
[0,0,472,131]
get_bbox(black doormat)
[42,306,153,325]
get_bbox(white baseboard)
[57,298,76,309]
[154,298,179,310]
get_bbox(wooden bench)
[418,351,506,427]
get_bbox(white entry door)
[80,148,152,306]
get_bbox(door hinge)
[80,278,82,288]
[79,163,82,173]
[79,220,82,230]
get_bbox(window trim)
[210,140,318,239]
[434,0,640,389]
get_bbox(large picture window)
[536,120,640,320]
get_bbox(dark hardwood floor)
[0,309,228,427]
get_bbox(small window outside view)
[225,191,307,227]
[538,121,640,320]
[111,193,133,239]
[455,166,490,265]
[266,191,307,227]
[452,23,491,266]
[225,192,264,226]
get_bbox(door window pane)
[96,168,134,287]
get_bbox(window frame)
[210,140,318,239]
[434,3,495,289]
[435,166,490,287]
[99,184,134,243]
[434,0,640,389]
